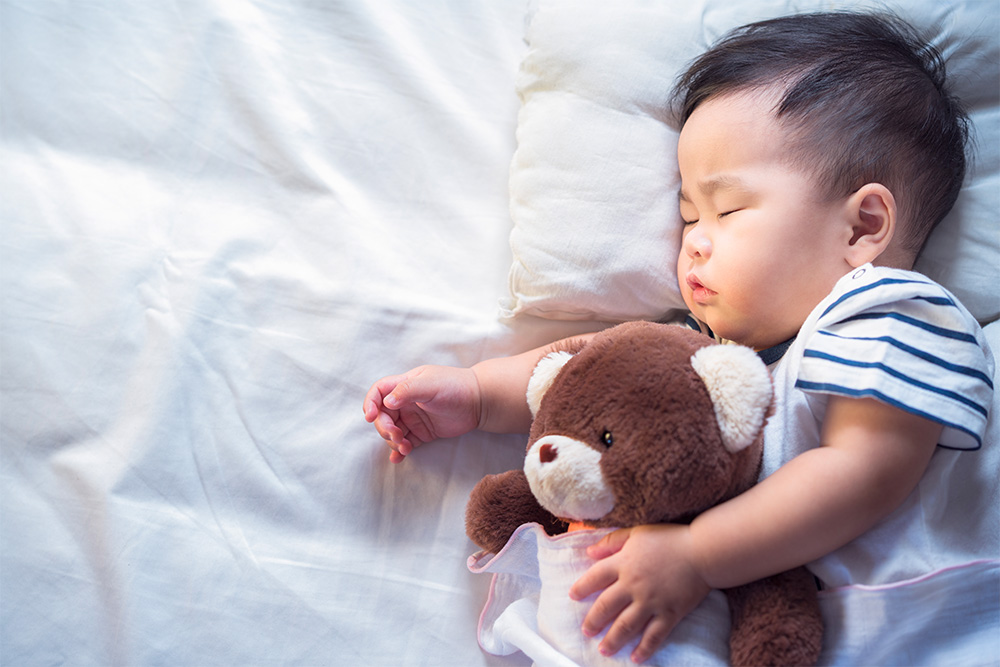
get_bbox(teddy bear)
[465,321,823,666]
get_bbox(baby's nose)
[683,228,712,258]
[539,443,558,463]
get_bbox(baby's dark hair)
[672,11,969,256]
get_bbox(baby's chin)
[697,316,754,347]
[684,300,762,347]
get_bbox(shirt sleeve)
[795,268,994,450]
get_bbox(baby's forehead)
[677,88,800,164]
[681,84,832,157]
[676,91,834,202]
[684,85,789,128]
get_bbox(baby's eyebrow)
[678,174,750,203]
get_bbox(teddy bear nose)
[539,443,558,463]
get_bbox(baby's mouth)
[686,274,717,302]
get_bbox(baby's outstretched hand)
[569,524,711,663]
[363,365,481,463]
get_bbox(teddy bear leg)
[465,469,567,554]
[725,567,823,667]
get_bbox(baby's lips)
[686,273,717,296]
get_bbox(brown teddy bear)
[465,321,822,666]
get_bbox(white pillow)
[503,0,999,325]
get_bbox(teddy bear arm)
[724,566,823,667]
[465,469,567,554]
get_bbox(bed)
[2,1,997,665]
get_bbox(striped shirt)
[687,264,993,450]
[763,265,995,586]
[794,265,992,451]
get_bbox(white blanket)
[2,1,997,665]
[2,2,550,664]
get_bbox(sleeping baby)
[365,10,995,663]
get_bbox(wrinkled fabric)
[472,525,1000,666]
[3,1,998,665]
[1,1,551,664]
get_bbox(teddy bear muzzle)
[524,435,615,522]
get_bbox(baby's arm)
[363,333,597,462]
[692,394,940,584]
[571,395,942,662]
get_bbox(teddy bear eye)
[601,430,613,448]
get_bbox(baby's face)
[676,91,854,351]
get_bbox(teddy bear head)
[523,321,773,529]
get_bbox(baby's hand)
[569,524,711,663]
[363,365,481,463]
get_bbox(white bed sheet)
[2,1,998,666]
[1,1,592,664]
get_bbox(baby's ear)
[526,351,574,418]
[846,183,896,267]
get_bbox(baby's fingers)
[570,558,618,602]
[363,374,407,420]
[630,617,673,664]
[587,527,632,560]
[597,604,654,659]
[580,583,629,639]
[378,415,415,464]
[371,409,411,449]
[381,373,441,412]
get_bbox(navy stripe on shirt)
[915,295,956,307]
[794,379,983,450]
[802,349,989,418]
[840,311,980,344]
[816,330,994,389]
[819,277,934,318]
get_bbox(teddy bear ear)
[690,345,773,453]
[526,351,575,418]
